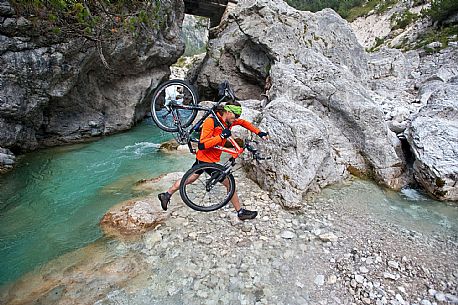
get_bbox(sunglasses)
[228,110,240,118]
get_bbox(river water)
[0,120,193,286]
[0,120,457,288]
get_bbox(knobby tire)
[179,163,235,212]
[150,79,199,132]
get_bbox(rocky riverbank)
[2,170,456,305]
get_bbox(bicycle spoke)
[185,171,229,209]
[180,164,235,212]
[150,80,199,132]
[160,111,171,120]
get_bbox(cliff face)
[0,0,185,156]
[190,0,407,207]
[192,0,458,203]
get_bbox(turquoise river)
[0,119,457,288]
[0,120,193,286]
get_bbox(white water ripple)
[122,142,161,156]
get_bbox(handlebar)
[244,140,271,161]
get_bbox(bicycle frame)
[168,98,245,159]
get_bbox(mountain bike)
[150,79,269,212]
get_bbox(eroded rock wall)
[196,0,407,207]
[0,0,185,167]
[367,45,458,201]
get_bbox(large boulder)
[367,44,458,201]
[100,172,184,237]
[195,0,407,207]
[406,81,458,201]
[0,0,184,153]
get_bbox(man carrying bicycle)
[158,100,269,220]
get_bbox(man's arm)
[198,118,223,150]
[234,119,269,140]
[234,119,260,134]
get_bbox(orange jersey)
[196,113,260,163]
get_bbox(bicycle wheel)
[179,163,236,212]
[150,79,199,132]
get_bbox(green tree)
[11,0,169,69]
[11,0,167,41]
[424,0,458,24]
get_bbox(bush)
[286,0,401,21]
[423,0,458,24]
[10,0,166,40]
[392,10,419,30]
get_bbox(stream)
[0,119,456,289]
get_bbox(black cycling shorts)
[192,159,217,175]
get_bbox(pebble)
[280,230,296,239]
[360,266,369,273]
[318,232,338,242]
[355,274,364,284]
[327,275,337,284]
[396,294,405,304]
[351,279,357,288]
[383,272,397,280]
[314,275,325,286]
[434,292,446,302]
[388,260,399,269]
[397,286,406,294]
[445,294,458,303]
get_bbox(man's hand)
[220,128,232,139]
[258,131,269,140]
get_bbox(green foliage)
[422,0,458,24]
[344,0,380,21]
[10,0,168,41]
[367,36,385,52]
[412,0,427,6]
[392,10,419,30]
[175,57,187,68]
[286,0,401,21]
[374,0,397,14]
[397,24,458,51]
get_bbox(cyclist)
[158,100,269,220]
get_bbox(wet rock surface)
[0,147,15,173]
[2,171,456,305]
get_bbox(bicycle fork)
[206,162,234,192]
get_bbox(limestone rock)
[100,199,167,236]
[200,0,407,207]
[159,139,181,151]
[0,0,185,153]
[101,172,185,236]
[406,82,458,201]
[0,147,15,173]
[319,232,338,243]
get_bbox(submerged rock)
[101,172,184,237]
[0,147,15,173]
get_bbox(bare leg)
[167,173,200,195]
[221,178,241,211]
